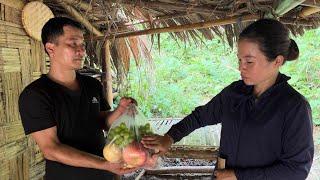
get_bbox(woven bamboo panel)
[0,20,27,36]
[0,4,4,20]
[29,161,45,180]
[30,39,46,73]
[19,48,32,88]
[0,0,26,10]
[0,48,21,72]
[3,72,22,123]
[0,33,31,49]
[0,78,5,125]
[0,139,27,161]
[9,151,29,180]
[1,123,25,145]
[4,5,22,25]
[0,160,10,179]
[27,137,44,166]
[0,125,4,145]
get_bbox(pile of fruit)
[103,122,153,167]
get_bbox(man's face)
[46,25,85,70]
[237,39,281,86]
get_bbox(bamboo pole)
[299,6,320,18]
[91,14,259,40]
[266,0,306,18]
[103,41,113,108]
[301,0,320,8]
[58,1,103,36]
[57,0,92,11]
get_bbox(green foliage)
[124,30,320,125]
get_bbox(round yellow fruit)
[103,143,122,163]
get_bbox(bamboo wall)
[0,0,47,179]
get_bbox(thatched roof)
[42,0,320,86]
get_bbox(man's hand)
[116,97,137,114]
[105,161,140,175]
[106,97,137,127]
[214,169,237,180]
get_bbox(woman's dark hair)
[239,18,299,63]
[41,17,84,46]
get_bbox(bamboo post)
[266,0,306,17]
[58,1,103,36]
[299,6,320,18]
[92,14,259,40]
[103,40,113,108]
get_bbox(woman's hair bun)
[287,39,299,61]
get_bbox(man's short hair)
[41,17,84,46]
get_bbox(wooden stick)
[299,6,320,18]
[103,40,113,107]
[91,14,259,40]
[58,1,103,36]
[58,0,92,11]
[280,17,317,26]
[119,0,225,15]
[145,166,214,175]
[301,0,320,8]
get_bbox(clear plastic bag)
[103,104,158,168]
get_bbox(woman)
[142,19,314,180]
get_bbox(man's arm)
[31,126,137,175]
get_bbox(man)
[19,17,138,180]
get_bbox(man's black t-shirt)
[19,73,114,180]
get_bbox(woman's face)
[237,39,281,86]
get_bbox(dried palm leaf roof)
[43,0,320,81]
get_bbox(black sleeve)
[235,100,314,180]
[167,90,224,142]
[18,89,56,135]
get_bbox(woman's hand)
[141,134,174,156]
[214,169,237,180]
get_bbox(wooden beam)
[266,0,306,18]
[91,14,259,40]
[103,41,113,107]
[145,166,214,175]
[120,0,225,15]
[165,145,218,160]
[0,0,25,10]
[301,0,320,8]
[299,6,320,18]
[58,1,103,36]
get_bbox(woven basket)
[22,1,54,41]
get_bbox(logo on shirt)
[91,97,99,104]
